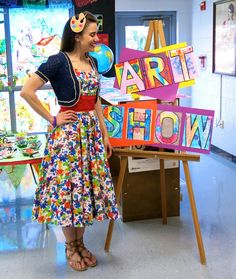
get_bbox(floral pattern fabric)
[32,69,119,226]
[74,68,100,95]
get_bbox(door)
[115,11,176,62]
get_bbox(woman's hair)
[60,11,97,52]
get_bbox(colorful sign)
[103,102,214,154]
[114,48,178,101]
[153,105,214,153]
[150,43,197,88]
[114,44,198,101]
[103,100,157,147]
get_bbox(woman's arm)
[20,74,78,126]
[95,97,112,158]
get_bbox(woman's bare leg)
[75,227,97,267]
[62,227,87,270]
[62,227,77,242]
[75,227,85,240]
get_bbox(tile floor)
[0,150,235,279]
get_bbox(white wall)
[116,0,192,44]
[191,0,236,155]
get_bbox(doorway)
[115,11,176,62]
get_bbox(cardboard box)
[109,155,180,222]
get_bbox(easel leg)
[182,160,206,265]
[104,156,128,252]
[160,159,167,224]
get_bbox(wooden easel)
[145,20,168,226]
[104,20,206,265]
[144,20,166,51]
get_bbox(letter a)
[120,61,145,94]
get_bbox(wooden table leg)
[104,156,128,252]
[182,160,206,265]
[160,159,167,224]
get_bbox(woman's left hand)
[103,136,112,159]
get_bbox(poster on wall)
[0,0,17,6]
[22,0,46,6]
[97,34,109,46]
[213,0,236,76]
[96,14,103,32]
[9,7,70,86]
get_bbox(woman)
[20,11,119,272]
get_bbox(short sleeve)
[35,54,61,82]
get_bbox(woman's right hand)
[55,110,78,126]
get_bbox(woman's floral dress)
[32,69,119,227]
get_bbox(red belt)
[60,95,96,112]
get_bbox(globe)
[89,43,114,74]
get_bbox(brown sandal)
[65,240,87,271]
[76,238,97,267]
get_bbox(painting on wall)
[213,0,236,76]
[9,7,70,86]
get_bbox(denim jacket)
[35,51,99,107]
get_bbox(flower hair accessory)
[70,12,87,33]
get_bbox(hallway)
[0,150,235,279]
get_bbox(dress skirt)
[32,111,119,227]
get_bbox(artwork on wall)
[96,14,103,32]
[0,0,72,7]
[9,7,69,86]
[73,0,98,7]
[97,34,109,46]
[0,0,17,6]
[48,0,72,7]
[0,7,68,133]
[22,0,46,6]
[213,0,236,76]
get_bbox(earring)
[70,13,87,33]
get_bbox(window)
[15,89,60,132]
[115,12,176,62]
[0,92,10,131]
[0,6,72,133]
[125,26,154,51]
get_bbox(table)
[0,150,43,183]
